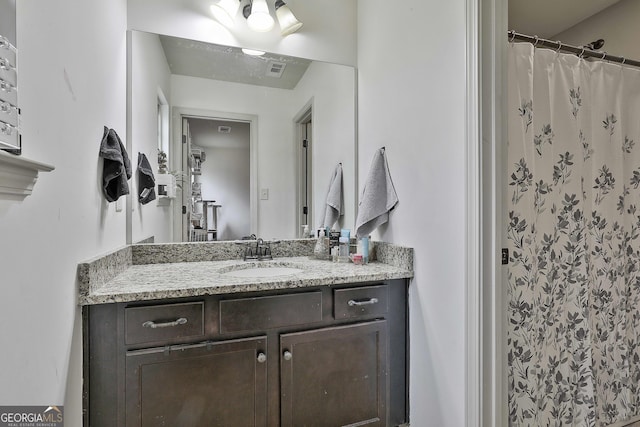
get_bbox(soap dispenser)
[313,229,330,260]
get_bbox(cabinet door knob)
[283,350,293,361]
[257,352,267,363]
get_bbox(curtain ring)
[533,35,540,46]
[508,31,516,43]
[601,51,607,60]
[579,48,585,58]
[555,41,563,53]
[621,57,626,65]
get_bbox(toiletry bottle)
[339,236,350,262]
[357,236,370,263]
[314,229,330,260]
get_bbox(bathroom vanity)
[79,240,413,427]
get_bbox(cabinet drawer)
[334,285,389,319]
[125,302,204,345]
[220,292,322,333]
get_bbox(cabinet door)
[126,336,267,427]
[280,320,388,427]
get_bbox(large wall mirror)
[127,30,357,244]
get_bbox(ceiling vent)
[218,125,232,134]
[266,61,286,78]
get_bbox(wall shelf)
[0,150,54,200]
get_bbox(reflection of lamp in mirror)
[210,0,241,27]
[242,48,266,56]
[275,0,303,36]
[244,0,274,32]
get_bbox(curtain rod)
[508,30,640,69]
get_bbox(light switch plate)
[260,188,269,200]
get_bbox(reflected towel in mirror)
[355,148,398,238]
[321,163,344,229]
[137,152,156,205]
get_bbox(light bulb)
[210,0,240,27]
[247,0,274,32]
[275,0,303,36]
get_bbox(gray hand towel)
[137,152,156,205]
[355,148,398,238]
[321,163,344,228]
[99,126,131,202]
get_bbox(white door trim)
[478,0,509,425]
[465,0,481,425]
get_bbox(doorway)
[295,103,313,237]
[172,108,258,242]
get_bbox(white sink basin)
[221,266,305,278]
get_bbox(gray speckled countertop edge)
[78,240,413,306]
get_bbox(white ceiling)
[509,0,621,38]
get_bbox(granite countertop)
[77,240,414,305]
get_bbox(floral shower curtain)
[507,42,640,426]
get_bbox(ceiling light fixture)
[243,0,274,32]
[210,0,241,28]
[210,0,303,36]
[274,0,303,36]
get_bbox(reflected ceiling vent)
[218,125,232,134]
[266,61,286,78]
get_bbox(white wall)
[127,0,357,66]
[130,30,173,243]
[553,0,640,60]
[197,147,250,240]
[357,0,468,426]
[0,0,127,425]
[292,61,356,231]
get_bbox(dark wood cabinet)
[280,320,388,427]
[125,336,267,427]
[83,280,408,427]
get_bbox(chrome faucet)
[242,237,275,261]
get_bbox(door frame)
[171,107,258,242]
[474,0,509,425]
[293,99,314,236]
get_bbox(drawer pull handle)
[348,297,379,307]
[257,352,267,363]
[142,317,188,329]
[283,350,293,361]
